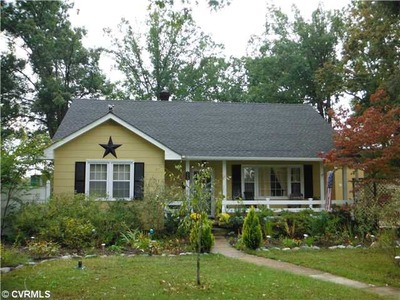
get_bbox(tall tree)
[1,0,112,137]
[0,51,28,139]
[176,56,247,102]
[246,5,344,122]
[105,6,240,101]
[342,1,400,109]
[324,89,400,183]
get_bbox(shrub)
[228,215,244,234]
[217,213,231,227]
[92,201,142,245]
[62,218,95,249]
[12,203,49,243]
[121,229,161,254]
[11,194,142,248]
[27,240,60,259]
[281,237,301,248]
[242,207,262,250]
[189,215,214,253]
[0,243,29,267]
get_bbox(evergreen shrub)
[242,206,262,250]
[189,215,214,253]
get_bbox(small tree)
[1,131,50,235]
[187,163,215,285]
[242,206,263,250]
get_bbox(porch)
[166,159,355,216]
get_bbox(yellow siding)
[53,120,165,194]
[333,167,363,200]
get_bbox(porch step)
[212,226,229,237]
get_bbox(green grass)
[0,245,29,267]
[250,247,400,288]
[1,254,390,299]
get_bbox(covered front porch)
[166,158,351,217]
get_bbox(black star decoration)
[99,136,122,158]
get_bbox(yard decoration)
[99,136,122,158]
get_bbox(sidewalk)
[211,236,400,299]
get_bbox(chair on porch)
[288,193,304,208]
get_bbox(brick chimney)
[159,89,170,101]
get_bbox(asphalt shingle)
[53,99,334,158]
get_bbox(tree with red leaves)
[324,89,400,183]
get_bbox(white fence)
[1,180,51,207]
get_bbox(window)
[270,167,287,196]
[242,165,304,199]
[243,167,255,199]
[290,167,302,196]
[89,164,107,197]
[113,164,131,198]
[87,161,134,199]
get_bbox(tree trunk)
[196,217,203,286]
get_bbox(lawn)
[1,254,390,299]
[249,247,400,289]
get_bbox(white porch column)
[320,161,325,208]
[222,160,227,201]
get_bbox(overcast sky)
[69,0,350,75]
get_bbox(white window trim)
[242,165,304,199]
[85,160,135,200]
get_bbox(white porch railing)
[222,198,322,213]
[166,198,353,213]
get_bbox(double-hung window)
[87,161,134,199]
[242,165,303,199]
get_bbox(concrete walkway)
[211,236,400,299]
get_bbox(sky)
[69,0,351,76]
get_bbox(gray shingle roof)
[53,99,334,159]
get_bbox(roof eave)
[180,156,324,162]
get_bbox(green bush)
[242,207,262,250]
[228,214,244,234]
[11,194,142,248]
[121,229,161,254]
[92,201,142,245]
[217,212,231,227]
[63,218,95,249]
[0,243,29,267]
[12,203,49,243]
[27,240,60,259]
[189,216,214,253]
